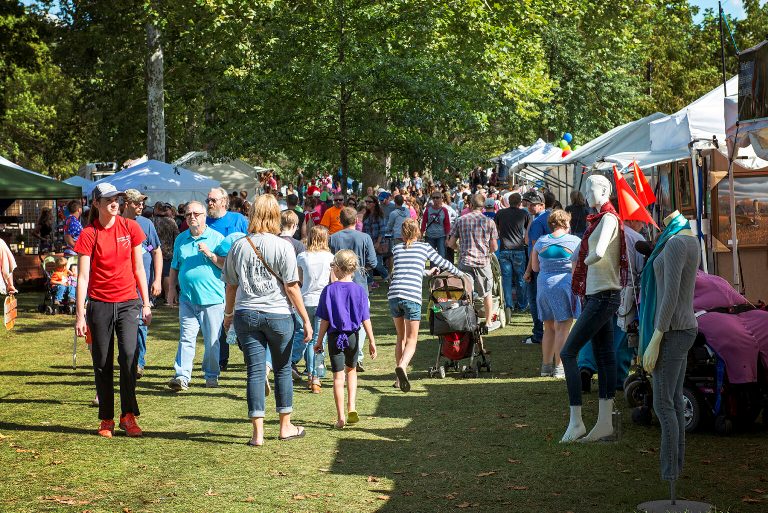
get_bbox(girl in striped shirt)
[389,219,465,392]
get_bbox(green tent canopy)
[0,159,81,200]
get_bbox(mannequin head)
[663,210,681,227]
[585,175,611,208]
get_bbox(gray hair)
[187,200,205,212]
[209,187,229,208]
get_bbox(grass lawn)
[1,288,767,513]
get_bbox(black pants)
[87,298,141,420]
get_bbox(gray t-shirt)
[221,233,298,314]
[423,206,447,239]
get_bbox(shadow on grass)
[0,397,63,405]
[0,421,242,444]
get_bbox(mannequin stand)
[637,482,713,513]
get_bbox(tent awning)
[0,160,81,200]
[594,148,691,171]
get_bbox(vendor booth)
[0,157,82,283]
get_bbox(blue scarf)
[638,213,691,356]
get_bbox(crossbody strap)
[244,235,283,284]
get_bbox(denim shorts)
[388,297,422,321]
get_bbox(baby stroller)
[426,273,491,379]
[626,272,768,434]
[37,254,77,315]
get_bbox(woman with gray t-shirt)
[222,195,312,446]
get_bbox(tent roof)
[174,151,265,179]
[650,76,738,152]
[594,148,691,171]
[526,112,668,170]
[181,160,258,194]
[0,157,81,200]
[63,175,94,189]
[86,160,220,205]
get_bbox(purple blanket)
[694,272,768,384]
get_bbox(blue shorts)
[388,297,422,321]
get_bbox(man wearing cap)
[166,200,228,391]
[447,193,500,334]
[379,191,396,220]
[483,197,497,220]
[521,190,550,345]
[121,189,162,378]
[205,187,248,371]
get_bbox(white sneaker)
[553,364,565,379]
[168,377,189,392]
[486,320,501,332]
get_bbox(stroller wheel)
[714,415,733,436]
[624,379,647,409]
[631,405,653,426]
[428,368,435,378]
[45,305,54,315]
[682,387,702,433]
[438,366,446,379]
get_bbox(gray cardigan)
[652,235,700,333]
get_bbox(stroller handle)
[428,272,474,301]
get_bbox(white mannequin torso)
[585,212,621,294]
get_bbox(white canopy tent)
[63,175,94,194]
[174,152,264,198]
[84,159,220,206]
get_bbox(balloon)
[558,139,568,149]
[563,144,571,152]
[572,144,581,150]
[563,132,573,143]
[562,149,572,158]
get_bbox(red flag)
[614,166,658,228]
[631,161,656,206]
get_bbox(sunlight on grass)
[1,290,766,512]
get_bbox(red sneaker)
[97,419,115,438]
[119,413,143,437]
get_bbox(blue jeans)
[368,254,389,283]
[53,284,75,302]
[498,249,527,310]
[291,306,321,375]
[234,310,294,418]
[173,301,224,382]
[653,328,696,481]
[388,297,422,321]
[577,315,633,389]
[425,236,446,259]
[528,271,543,341]
[560,290,620,405]
[137,320,147,369]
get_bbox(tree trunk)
[337,0,348,192]
[146,20,165,161]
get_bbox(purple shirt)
[316,281,370,335]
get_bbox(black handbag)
[429,299,478,335]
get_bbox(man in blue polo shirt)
[167,200,228,391]
[522,190,550,345]
[205,187,248,371]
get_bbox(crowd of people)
[21,165,655,445]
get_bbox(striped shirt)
[388,241,463,304]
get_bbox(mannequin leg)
[561,406,586,443]
[581,398,614,442]
[652,329,696,482]
[581,314,618,441]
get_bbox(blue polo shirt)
[133,215,161,287]
[528,209,551,254]
[171,227,227,305]
[207,211,248,237]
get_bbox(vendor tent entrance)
[85,160,220,206]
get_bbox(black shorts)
[328,331,360,373]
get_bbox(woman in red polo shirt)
[74,183,152,438]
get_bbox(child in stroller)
[39,254,78,314]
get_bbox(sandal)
[334,420,345,429]
[278,426,305,441]
[245,439,263,447]
[347,411,360,424]
[395,367,410,393]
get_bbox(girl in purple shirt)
[315,250,377,428]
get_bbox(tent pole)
[719,2,728,96]
[690,147,708,273]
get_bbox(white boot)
[561,406,586,443]
[580,398,615,442]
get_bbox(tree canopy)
[2,0,765,183]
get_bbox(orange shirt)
[51,269,68,285]
[319,205,344,234]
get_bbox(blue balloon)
[562,132,573,144]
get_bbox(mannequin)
[636,211,710,513]
[560,175,626,443]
